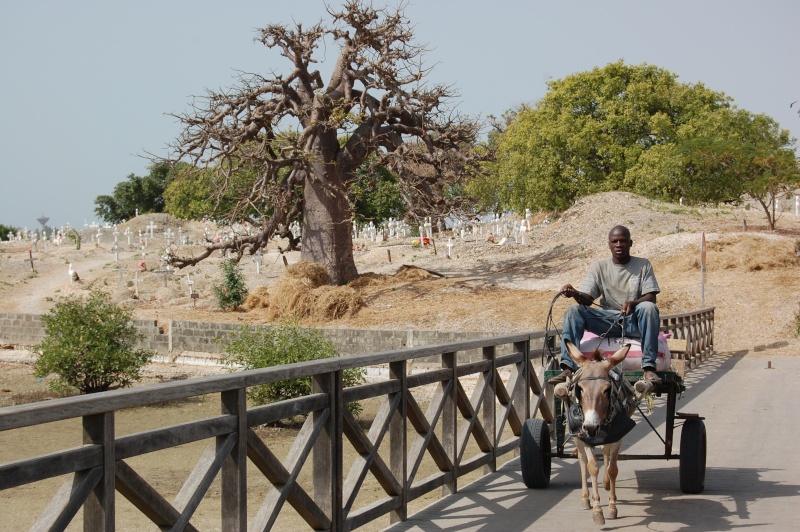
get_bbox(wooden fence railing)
[660,307,715,367]
[0,309,713,531]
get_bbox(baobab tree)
[165,0,485,285]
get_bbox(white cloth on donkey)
[579,331,671,371]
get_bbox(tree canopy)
[473,61,799,225]
[163,0,484,284]
[94,162,175,224]
[0,224,19,240]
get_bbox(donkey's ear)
[565,340,585,366]
[608,344,631,367]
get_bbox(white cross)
[146,221,157,239]
[253,250,263,274]
[185,273,194,295]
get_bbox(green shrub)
[213,259,248,310]
[33,289,154,394]
[66,228,82,250]
[222,321,366,416]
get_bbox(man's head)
[608,225,632,264]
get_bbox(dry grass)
[242,285,270,310]
[267,261,364,320]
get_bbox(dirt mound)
[394,265,444,281]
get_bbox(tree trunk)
[301,138,358,285]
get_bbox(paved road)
[386,352,800,531]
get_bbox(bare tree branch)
[162,0,488,283]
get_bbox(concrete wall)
[0,312,500,364]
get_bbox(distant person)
[548,225,662,385]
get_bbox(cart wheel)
[520,418,551,488]
[679,418,706,493]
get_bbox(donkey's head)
[566,340,630,438]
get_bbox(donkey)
[559,340,646,526]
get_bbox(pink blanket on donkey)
[579,331,672,372]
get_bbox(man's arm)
[620,291,657,316]
[561,284,594,306]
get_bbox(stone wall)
[0,312,500,364]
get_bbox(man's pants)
[560,302,660,371]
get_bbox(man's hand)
[561,284,592,305]
[560,284,578,298]
[621,301,636,316]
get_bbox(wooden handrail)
[0,310,712,530]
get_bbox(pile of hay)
[267,261,364,320]
[242,285,270,310]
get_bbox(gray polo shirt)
[578,257,659,310]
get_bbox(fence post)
[442,351,457,496]
[389,360,408,525]
[221,388,247,530]
[482,345,497,475]
[313,370,343,530]
[513,339,529,415]
[83,411,115,531]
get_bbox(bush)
[213,259,248,310]
[222,321,366,416]
[33,290,154,394]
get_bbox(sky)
[1,0,798,231]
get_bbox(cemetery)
[0,192,797,368]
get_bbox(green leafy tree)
[0,224,19,240]
[164,163,264,222]
[163,1,484,284]
[213,259,248,311]
[95,162,176,224]
[628,108,800,227]
[350,164,406,225]
[222,321,365,415]
[33,290,153,394]
[477,61,799,215]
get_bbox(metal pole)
[701,231,706,307]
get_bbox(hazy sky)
[1,0,798,230]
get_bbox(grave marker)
[112,267,124,287]
[185,273,195,295]
[24,249,37,272]
[253,250,263,274]
[155,265,173,288]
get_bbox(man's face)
[608,229,632,263]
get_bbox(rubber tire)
[679,418,706,494]
[520,418,551,489]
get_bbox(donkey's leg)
[576,440,591,510]
[603,442,622,519]
[579,441,605,525]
